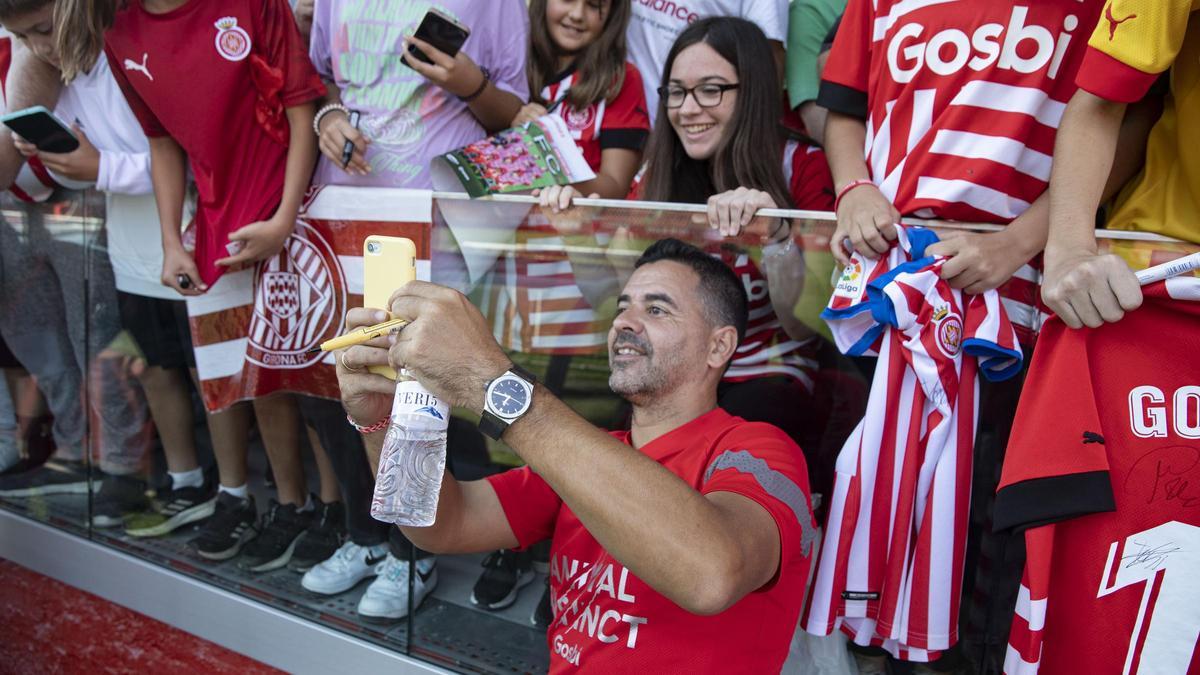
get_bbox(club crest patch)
[246,220,346,369]
[214,17,251,62]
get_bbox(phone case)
[363,235,417,379]
[0,106,80,154]
[407,8,470,64]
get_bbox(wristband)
[834,179,875,214]
[347,412,389,434]
[313,103,350,136]
[457,71,490,103]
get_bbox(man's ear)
[707,325,738,371]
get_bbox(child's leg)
[199,390,252,490]
[306,425,342,505]
[252,392,306,506]
[138,366,200,473]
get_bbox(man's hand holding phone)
[317,109,370,175]
[12,124,100,182]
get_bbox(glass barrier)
[0,190,106,535]
[1,187,1196,674]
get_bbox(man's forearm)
[1046,90,1126,263]
[824,112,871,189]
[276,103,319,223]
[501,389,753,613]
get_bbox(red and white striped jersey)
[540,62,650,173]
[715,246,821,391]
[997,277,1200,675]
[805,226,1022,661]
[483,214,610,356]
[818,0,1104,341]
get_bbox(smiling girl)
[514,0,647,198]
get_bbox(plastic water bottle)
[371,378,450,526]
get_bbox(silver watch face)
[487,374,531,419]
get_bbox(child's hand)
[402,35,485,99]
[317,109,370,175]
[534,184,587,213]
[34,125,100,182]
[12,134,37,158]
[162,246,207,295]
[832,182,899,266]
[512,103,548,128]
[216,215,295,269]
[926,229,1030,295]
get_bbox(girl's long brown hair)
[640,17,793,209]
[53,0,119,82]
[527,0,630,109]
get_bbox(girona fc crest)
[263,272,300,319]
[214,17,251,62]
[932,305,963,358]
[563,104,596,135]
[246,220,346,369]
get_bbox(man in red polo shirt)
[336,238,816,672]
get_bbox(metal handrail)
[430,191,1189,244]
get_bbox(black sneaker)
[126,482,218,538]
[0,459,94,497]
[532,578,553,628]
[238,499,313,573]
[187,492,257,561]
[91,474,149,528]
[470,549,534,610]
[288,498,346,573]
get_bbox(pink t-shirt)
[308,0,530,188]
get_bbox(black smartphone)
[405,9,470,67]
[0,106,80,153]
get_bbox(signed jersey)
[996,277,1200,675]
[487,408,816,673]
[806,226,1022,661]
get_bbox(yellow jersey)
[1077,0,1200,244]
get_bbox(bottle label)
[390,380,450,430]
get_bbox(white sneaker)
[356,554,438,622]
[301,541,389,595]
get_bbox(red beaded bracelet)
[834,179,875,214]
[347,413,390,434]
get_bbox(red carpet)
[0,559,282,674]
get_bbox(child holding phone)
[310,0,528,187]
[512,0,648,199]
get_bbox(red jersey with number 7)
[996,277,1200,675]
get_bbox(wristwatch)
[478,363,537,440]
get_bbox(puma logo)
[123,52,153,80]
[1082,431,1106,445]
[1104,5,1137,40]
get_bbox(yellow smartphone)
[363,235,417,379]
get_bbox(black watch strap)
[478,363,537,441]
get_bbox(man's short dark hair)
[634,238,748,346]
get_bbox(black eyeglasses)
[657,83,740,109]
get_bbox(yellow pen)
[306,317,408,354]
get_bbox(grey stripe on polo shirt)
[703,449,819,557]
